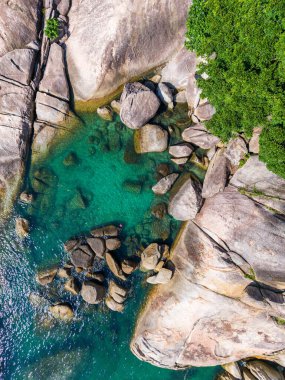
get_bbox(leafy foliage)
[44,18,59,40]
[186,0,285,178]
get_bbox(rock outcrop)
[0,1,40,57]
[131,160,285,369]
[66,0,191,100]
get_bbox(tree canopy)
[186,0,285,178]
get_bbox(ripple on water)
[0,112,219,379]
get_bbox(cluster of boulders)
[219,360,285,380]
[34,224,175,321]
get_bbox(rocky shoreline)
[0,1,285,379]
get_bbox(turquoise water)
[0,110,220,379]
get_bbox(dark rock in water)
[63,152,80,166]
[151,219,170,241]
[32,167,58,192]
[121,259,138,275]
[120,82,160,129]
[124,138,141,164]
[36,267,58,286]
[19,192,34,204]
[86,272,105,282]
[64,239,80,253]
[151,203,167,219]
[49,303,74,321]
[86,237,106,258]
[108,130,121,151]
[64,278,81,295]
[156,163,171,177]
[105,252,126,280]
[122,180,142,193]
[15,218,30,238]
[106,238,121,251]
[81,281,106,304]
[69,188,89,209]
[70,245,94,269]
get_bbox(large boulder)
[134,124,168,153]
[168,173,202,221]
[66,0,191,100]
[182,124,220,149]
[131,189,285,368]
[120,83,160,129]
[0,1,40,56]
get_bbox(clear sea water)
[0,109,220,379]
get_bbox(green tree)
[186,0,285,178]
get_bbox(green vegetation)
[244,268,256,282]
[275,317,285,326]
[186,0,285,178]
[44,18,59,40]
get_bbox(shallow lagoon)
[0,111,220,379]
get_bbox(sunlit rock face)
[0,0,40,57]
[131,160,285,369]
[66,0,191,100]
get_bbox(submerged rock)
[15,218,30,238]
[91,225,119,238]
[134,124,168,153]
[168,173,202,221]
[152,173,179,195]
[36,268,58,286]
[120,83,160,129]
[19,192,34,204]
[49,303,74,321]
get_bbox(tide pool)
[0,110,220,379]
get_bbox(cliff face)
[66,0,191,100]
[131,159,285,368]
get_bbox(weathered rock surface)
[66,1,191,100]
[168,173,202,221]
[105,252,126,280]
[81,281,106,304]
[105,296,124,312]
[120,83,160,129]
[134,124,168,153]
[156,83,173,109]
[193,101,215,121]
[152,173,179,195]
[36,268,57,286]
[39,43,70,101]
[132,164,285,368]
[70,245,94,269]
[0,48,36,85]
[0,1,40,57]
[140,243,162,271]
[196,188,285,289]
[146,268,173,285]
[169,143,193,158]
[97,106,113,121]
[202,149,229,198]
[224,137,248,169]
[36,92,73,126]
[249,127,262,154]
[245,360,284,380]
[230,156,285,200]
[182,124,220,149]
[161,48,197,90]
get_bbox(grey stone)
[97,106,113,121]
[57,0,71,16]
[81,281,106,304]
[168,173,202,221]
[156,82,173,109]
[182,124,220,149]
[66,1,191,100]
[146,268,173,284]
[105,252,126,281]
[140,243,161,271]
[0,48,36,85]
[246,360,284,380]
[249,127,262,154]
[120,83,160,129]
[39,43,70,101]
[152,173,179,195]
[169,143,193,158]
[202,149,229,198]
[134,124,168,153]
[70,246,94,269]
[86,237,106,258]
[224,137,248,169]
[193,102,215,121]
